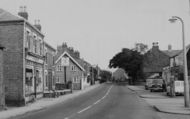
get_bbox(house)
[54,51,85,90]
[163,45,190,79]
[54,44,85,90]
[74,59,92,89]
[143,42,170,78]
[0,44,5,109]
[44,42,56,91]
[0,7,45,105]
[162,45,190,96]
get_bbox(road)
[13,83,161,119]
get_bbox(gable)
[55,51,85,71]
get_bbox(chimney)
[168,44,172,51]
[34,20,42,31]
[18,6,28,20]
[57,46,62,53]
[74,51,80,59]
[152,42,159,49]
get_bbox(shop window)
[26,68,33,86]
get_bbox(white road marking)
[94,99,101,104]
[77,105,92,114]
[69,85,113,117]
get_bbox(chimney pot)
[34,19,42,31]
[18,6,28,20]
[168,44,172,51]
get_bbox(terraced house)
[44,42,56,91]
[0,7,45,105]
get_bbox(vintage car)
[149,78,164,92]
[145,78,153,90]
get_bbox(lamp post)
[169,16,190,107]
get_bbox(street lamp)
[169,16,190,107]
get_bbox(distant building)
[132,43,148,54]
[112,68,127,81]
[143,42,170,78]
[44,42,56,91]
[0,7,45,105]
[0,44,5,109]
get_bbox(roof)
[162,44,190,58]
[162,50,181,57]
[44,41,56,52]
[0,8,44,37]
[0,8,22,22]
[55,51,85,71]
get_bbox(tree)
[109,48,143,85]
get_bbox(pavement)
[0,84,101,119]
[11,83,161,119]
[127,85,190,115]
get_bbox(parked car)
[149,78,164,92]
[145,78,153,90]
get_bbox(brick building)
[54,43,85,90]
[0,44,5,109]
[0,7,45,105]
[44,42,56,91]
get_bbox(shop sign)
[26,55,43,64]
[61,57,69,66]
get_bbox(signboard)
[26,55,43,64]
[61,57,69,66]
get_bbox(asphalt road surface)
[13,83,161,119]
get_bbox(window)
[25,31,30,48]
[45,75,48,87]
[57,65,62,71]
[71,65,76,71]
[56,77,60,83]
[40,41,43,56]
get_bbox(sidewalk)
[127,85,190,115]
[0,84,101,119]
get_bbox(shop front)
[25,55,44,102]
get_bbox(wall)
[0,48,5,109]
[54,54,83,90]
[0,22,24,105]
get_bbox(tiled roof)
[162,50,181,57]
[0,8,23,22]
[162,44,190,57]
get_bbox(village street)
[11,83,161,119]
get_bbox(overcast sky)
[0,0,190,70]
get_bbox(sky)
[0,0,190,71]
